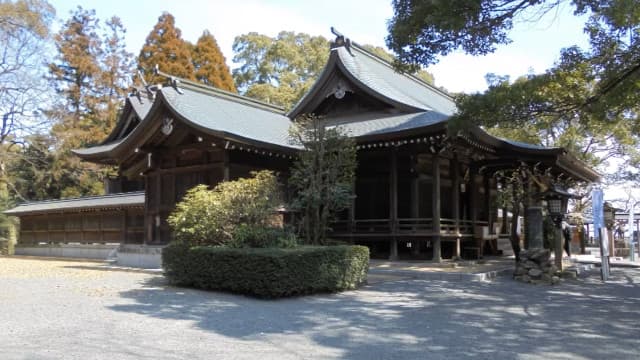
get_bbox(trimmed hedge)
[162,243,369,298]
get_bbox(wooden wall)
[18,209,144,245]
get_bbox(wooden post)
[452,156,461,259]
[411,177,421,255]
[483,176,492,255]
[470,166,478,257]
[121,211,128,244]
[432,155,441,262]
[45,214,50,244]
[484,176,491,228]
[348,178,356,233]
[501,206,508,234]
[143,175,151,245]
[389,147,398,260]
[223,149,230,181]
[555,225,564,271]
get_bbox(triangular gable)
[288,39,456,120]
[101,90,154,145]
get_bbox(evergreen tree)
[100,16,135,136]
[191,30,236,92]
[49,6,102,125]
[8,134,61,201]
[387,0,640,183]
[232,31,329,109]
[138,12,194,84]
[47,6,124,198]
[48,6,105,198]
[232,32,436,109]
[289,114,357,245]
[361,44,435,85]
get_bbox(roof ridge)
[347,42,455,101]
[156,71,286,114]
[15,191,145,206]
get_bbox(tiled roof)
[326,111,448,138]
[160,81,297,149]
[73,80,301,158]
[73,139,122,156]
[336,45,457,115]
[4,192,145,216]
[500,138,558,151]
[129,93,153,119]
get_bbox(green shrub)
[162,243,370,298]
[167,170,282,246]
[229,224,297,248]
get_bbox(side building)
[5,32,599,266]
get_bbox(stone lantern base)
[514,248,560,284]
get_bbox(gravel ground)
[1,257,639,360]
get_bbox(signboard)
[599,228,610,281]
[592,188,604,244]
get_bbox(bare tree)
[0,0,55,195]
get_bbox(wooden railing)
[330,218,479,237]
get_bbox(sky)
[48,0,590,94]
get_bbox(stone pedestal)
[514,249,560,285]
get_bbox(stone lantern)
[545,190,569,271]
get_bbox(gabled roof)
[161,80,295,149]
[100,91,154,145]
[4,192,144,216]
[288,41,456,119]
[72,29,598,184]
[74,79,299,162]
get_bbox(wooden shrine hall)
[5,31,599,262]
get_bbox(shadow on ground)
[108,269,640,359]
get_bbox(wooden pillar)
[451,156,461,259]
[501,206,508,234]
[411,177,421,255]
[555,225,564,271]
[99,213,104,244]
[144,175,151,245]
[223,150,230,181]
[470,167,478,226]
[483,176,492,255]
[45,214,51,244]
[483,176,491,227]
[348,193,355,233]
[432,155,442,262]
[469,166,480,258]
[389,147,398,260]
[121,210,128,244]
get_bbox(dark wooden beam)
[432,155,441,262]
[223,149,230,181]
[389,147,398,260]
[452,155,461,259]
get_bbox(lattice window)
[83,214,101,230]
[48,216,65,230]
[66,216,83,230]
[102,213,122,231]
[33,216,48,231]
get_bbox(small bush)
[167,171,282,246]
[162,243,369,298]
[229,224,297,249]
